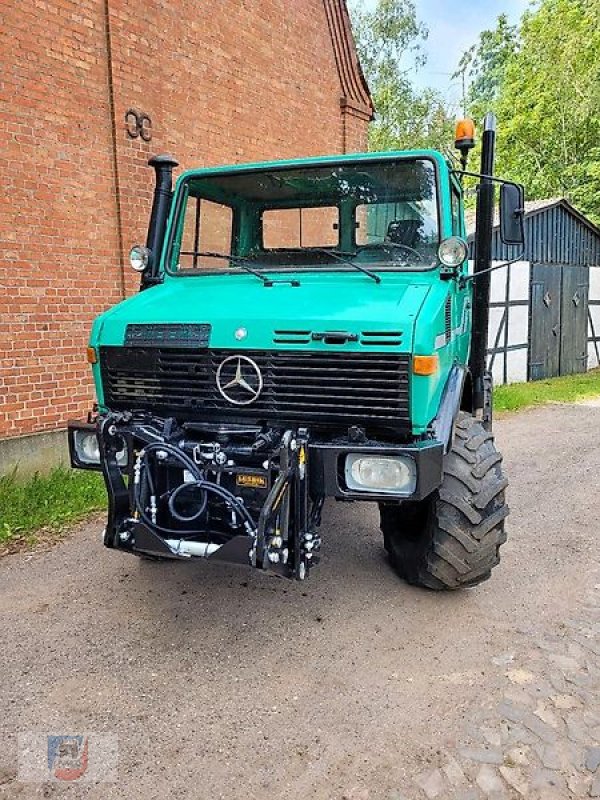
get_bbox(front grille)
[100,347,411,429]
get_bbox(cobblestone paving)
[409,571,600,799]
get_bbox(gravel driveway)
[1,402,599,800]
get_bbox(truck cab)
[70,124,523,589]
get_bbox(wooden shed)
[469,199,600,384]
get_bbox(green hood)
[92,272,432,352]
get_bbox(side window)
[355,202,438,247]
[178,197,234,270]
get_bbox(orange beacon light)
[455,118,476,169]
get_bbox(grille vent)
[273,329,403,347]
[273,330,311,344]
[445,297,452,343]
[360,331,403,346]
[125,323,211,348]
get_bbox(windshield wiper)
[191,251,300,287]
[309,248,381,284]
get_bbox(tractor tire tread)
[381,412,508,591]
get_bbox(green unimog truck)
[69,113,524,589]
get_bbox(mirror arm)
[459,249,527,289]
[451,170,525,193]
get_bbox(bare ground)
[1,403,599,799]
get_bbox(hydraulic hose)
[133,441,205,534]
[167,480,255,530]
[132,440,257,537]
[167,481,208,522]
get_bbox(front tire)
[380,413,508,590]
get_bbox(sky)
[353,0,532,112]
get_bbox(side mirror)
[499,183,525,246]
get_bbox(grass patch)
[0,466,106,548]
[494,369,600,412]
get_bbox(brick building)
[0,0,373,472]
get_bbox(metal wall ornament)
[125,109,152,142]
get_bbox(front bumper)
[67,415,444,579]
[68,420,443,502]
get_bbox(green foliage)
[0,466,106,545]
[350,0,427,83]
[460,0,600,223]
[498,0,600,222]
[367,85,455,152]
[494,369,600,412]
[349,0,454,152]
[455,14,519,117]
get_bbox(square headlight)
[72,430,127,467]
[345,454,417,495]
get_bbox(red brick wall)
[0,0,370,440]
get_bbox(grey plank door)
[560,265,590,375]
[529,264,562,380]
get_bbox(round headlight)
[438,236,469,268]
[129,245,151,272]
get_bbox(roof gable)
[467,198,600,266]
[523,198,600,239]
[467,198,600,240]
[323,0,374,121]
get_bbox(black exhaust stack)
[142,154,179,288]
[469,113,497,414]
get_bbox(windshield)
[169,158,439,275]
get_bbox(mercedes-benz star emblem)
[216,355,263,406]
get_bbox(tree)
[348,0,455,152]
[350,0,427,83]
[455,14,519,117]
[496,0,600,221]
[455,0,600,222]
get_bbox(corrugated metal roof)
[467,198,564,235]
[466,197,600,266]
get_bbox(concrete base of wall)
[0,429,69,477]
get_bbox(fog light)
[73,431,127,467]
[345,454,417,495]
